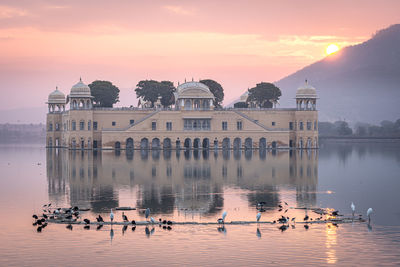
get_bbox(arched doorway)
[193,138,201,149]
[80,139,85,150]
[140,138,149,149]
[202,138,210,149]
[214,139,218,149]
[307,138,312,149]
[152,138,160,149]
[184,138,192,149]
[163,138,172,149]
[115,141,121,150]
[126,138,134,150]
[222,138,230,149]
[233,138,241,150]
[244,138,252,149]
[259,138,266,150]
[271,141,277,149]
[176,139,181,149]
[299,139,303,149]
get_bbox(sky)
[0,0,399,110]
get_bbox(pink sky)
[0,0,399,109]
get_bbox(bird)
[304,224,309,230]
[131,226,136,231]
[167,226,172,231]
[367,208,373,224]
[256,212,261,222]
[291,217,296,223]
[65,215,73,220]
[284,202,288,206]
[97,215,104,223]
[42,214,48,219]
[110,209,114,223]
[36,220,42,225]
[222,211,227,221]
[66,224,73,231]
[131,220,136,225]
[304,215,309,221]
[122,212,128,222]
[351,202,355,217]
[167,220,172,225]
[150,217,156,224]
[122,225,128,235]
[279,225,288,232]
[32,214,38,220]
[331,210,339,216]
[162,220,167,224]
[37,226,42,232]
[145,208,150,220]
[83,219,90,224]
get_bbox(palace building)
[46,79,318,150]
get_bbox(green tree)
[135,80,176,107]
[233,101,248,108]
[88,80,120,107]
[335,121,353,135]
[247,82,282,108]
[199,79,224,107]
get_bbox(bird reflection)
[122,225,128,235]
[110,228,114,244]
[256,228,262,238]
[217,226,227,234]
[367,224,372,232]
[96,224,103,231]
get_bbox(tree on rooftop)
[200,79,224,108]
[89,80,120,107]
[135,80,176,107]
[247,82,281,108]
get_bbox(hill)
[276,24,400,124]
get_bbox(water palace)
[46,79,318,150]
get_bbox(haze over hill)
[276,24,400,124]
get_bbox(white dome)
[70,78,92,98]
[47,87,65,104]
[176,81,214,99]
[296,80,317,98]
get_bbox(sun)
[326,44,340,55]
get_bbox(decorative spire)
[305,79,308,84]
[192,77,194,81]
[80,77,82,82]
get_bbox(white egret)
[222,211,227,222]
[110,209,114,223]
[367,208,373,223]
[150,217,156,224]
[145,208,150,221]
[256,212,261,222]
[351,202,355,217]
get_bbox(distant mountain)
[276,24,400,124]
[0,106,47,124]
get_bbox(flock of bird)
[32,201,374,234]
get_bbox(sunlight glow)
[326,44,340,55]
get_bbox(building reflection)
[46,148,318,215]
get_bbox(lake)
[0,141,399,266]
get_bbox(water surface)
[0,141,399,266]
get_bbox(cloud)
[163,5,193,16]
[0,5,27,18]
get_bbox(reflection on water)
[46,149,318,217]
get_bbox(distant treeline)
[319,119,400,138]
[0,124,46,143]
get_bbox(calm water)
[0,141,399,266]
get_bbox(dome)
[47,87,65,104]
[296,80,317,98]
[176,81,215,99]
[70,78,92,98]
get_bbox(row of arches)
[70,98,92,110]
[114,137,281,150]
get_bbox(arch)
[151,138,160,149]
[176,139,181,149]
[115,141,121,150]
[80,138,85,150]
[299,138,303,149]
[193,138,201,149]
[233,138,241,150]
[306,138,312,149]
[184,138,192,149]
[202,138,210,149]
[244,137,252,149]
[271,141,277,149]
[194,99,200,109]
[314,138,318,148]
[79,100,85,109]
[140,138,149,149]
[163,138,172,149]
[259,138,267,149]
[126,138,134,150]
[202,100,210,109]
[72,100,77,109]
[213,139,218,149]
[71,138,76,149]
[222,137,230,149]
[86,100,91,109]
[184,99,192,110]
[87,138,91,149]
